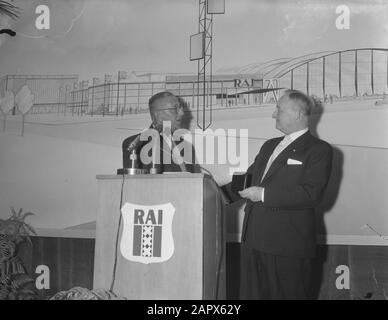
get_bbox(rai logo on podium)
[120,203,175,264]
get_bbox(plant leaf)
[23,223,37,236]
[21,212,34,221]
[0,1,20,20]
[11,277,33,290]
[10,207,17,219]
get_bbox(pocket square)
[287,158,302,165]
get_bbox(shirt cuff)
[262,188,265,202]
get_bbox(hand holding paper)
[239,186,264,202]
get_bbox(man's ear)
[149,110,156,124]
[295,109,303,120]
[176,103,185,117]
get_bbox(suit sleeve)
[122,139,129,168]
[220,144,264,204]
[263,143,333,209]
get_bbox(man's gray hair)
[148,91,180,111]
[284,89,314,116]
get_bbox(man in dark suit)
[224,89,333,299]
[122,91,200,173]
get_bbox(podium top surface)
[96,172,210,180]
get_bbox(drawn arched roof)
[216,57,291,76]
[263,50,336,78]
[217,48,388,80]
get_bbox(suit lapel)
[260,131,312,185]
[254,138,282,184]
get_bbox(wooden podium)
[93,173,226,299]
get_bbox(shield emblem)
[120,202,175,264]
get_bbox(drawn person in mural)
[223,89,333,299]
[122,91,200,173]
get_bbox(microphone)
[126,123,155,153]
[118,124,155,174]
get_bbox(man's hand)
[238,186,263,202]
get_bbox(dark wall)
[18,237,388,300]
[18,237,95,299]
[227,243,388,300]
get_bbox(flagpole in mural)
[116,71,127,116]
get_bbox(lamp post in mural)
[58,86,63,116]
[190,0,225,130]
[103,74,112,117]
[78,81,82,115]
[82,80,89,115]
[116,71,127,116]
[64,84,71,116]
[91,77,100,117]
[71,81,78,116]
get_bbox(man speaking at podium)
[122,91,200,173]
[224,89,333,300]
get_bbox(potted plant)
[0,207,37,300]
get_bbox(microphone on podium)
[126,123,155,153]
[118,124,156,175]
